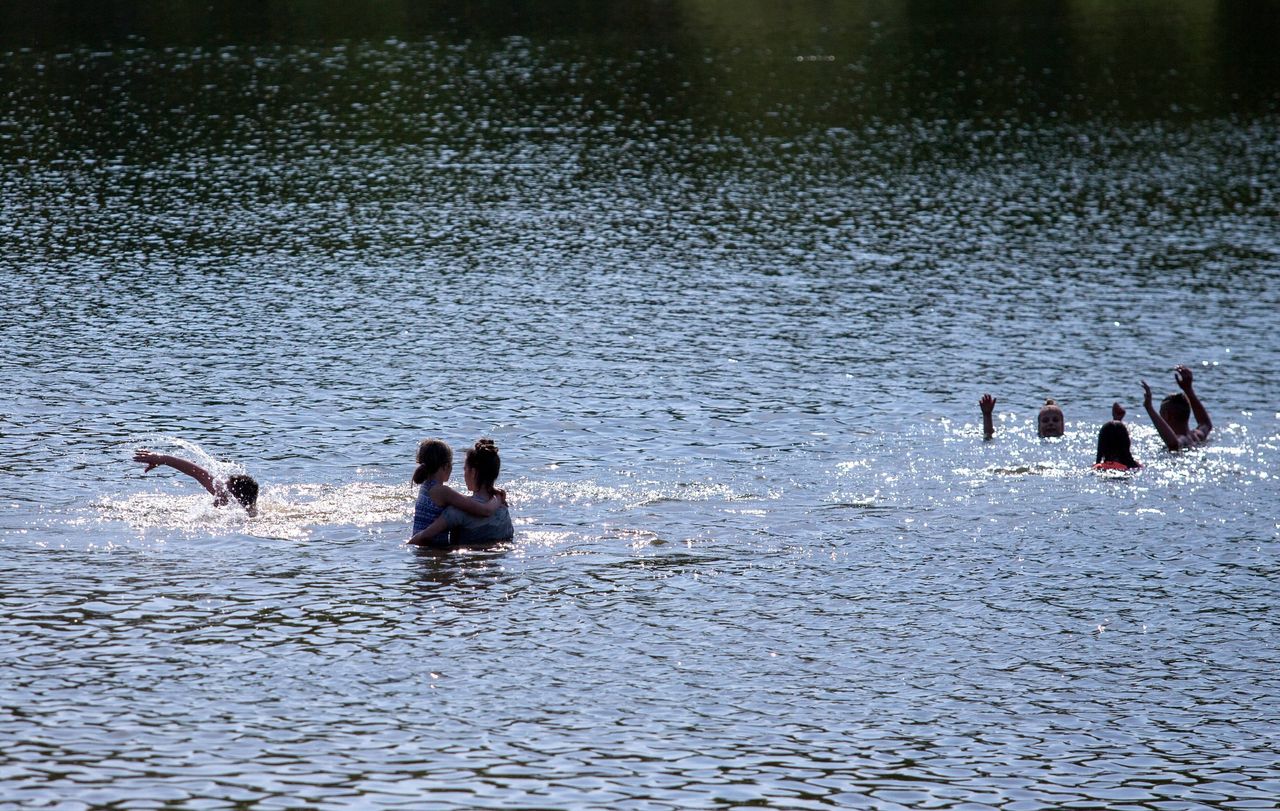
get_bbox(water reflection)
[408,543,513,587]
[2,1,1279,808]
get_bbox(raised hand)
[1141,380,1153,409]
[133,450,162,473]
[979,393,997,438]
[1174,364,1194,392]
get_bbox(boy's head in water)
[1037,399,1065,438]
[225,475,259,511]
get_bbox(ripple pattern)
[2,4,1279,808]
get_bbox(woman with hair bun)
[979,394,1067,439]
[409,438,513,548]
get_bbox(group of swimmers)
[132,436,514,549]
[980,364,1213,470]
[129,365,1213,545]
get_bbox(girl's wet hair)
[465,438,501,491]
[413,439,453,485]
[1096,420,1139,469]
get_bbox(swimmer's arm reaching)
[1175,365,1212,442]
[979,394,997,439]
[134,450,226,499]
[1142,381,1184,451]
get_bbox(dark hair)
[1160,392,1191,423]
[413,439,453,485]
[226,475,259,510]
[465,438,501,491]
[1096,421,1139,469]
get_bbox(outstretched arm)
[979,394,996,440]
[1142,381,1183,451]
[134,450,221,496]
[1175,365,1212,441]
[433,484,504,517]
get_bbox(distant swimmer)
[133,449,259,516]
[980,393,1065,439]
[408,438,513,549]
[1142,364,1213,451]
[1094,403,1142,471]
[407,438,507,548]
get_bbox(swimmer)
[133,449,259,516]
[1142,365,1213,451]
[408,438,512,548]
[1094,406,1141,470]
[409,438,505,546]
[979,394,1065,439]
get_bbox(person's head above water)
[1159,392,1192,427]
[464,438,501,493]
[224,474,259,511]
[1095,420,1139,468]
[1037,399,1065,438]
[413,438,453,485]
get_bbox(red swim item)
[1093,461,1140,471]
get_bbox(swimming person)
[1094,409,1141,471]
[980,393,1066,439]
[408,438,513,549]
[1142,365,1213,451]
[410,438,505,545]
[133,449,259,516]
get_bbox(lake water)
[3,2,1279,808]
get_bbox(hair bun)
[1044,398,1057,406]
[475,438,497,451]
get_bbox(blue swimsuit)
[412,480,447,538]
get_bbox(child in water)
[133,449,259,516]
[408,438,512,548]
[980,394,1065,439]
[1143,365,1213,451]
[1094,404,1141,471]
[409,438,505,546]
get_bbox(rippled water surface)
[3,2,1279,808]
